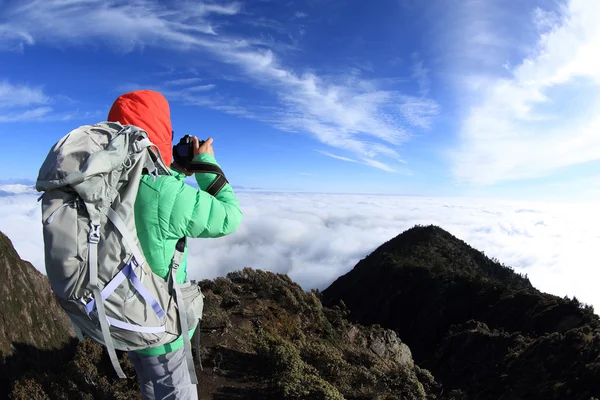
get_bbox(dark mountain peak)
[358,224,532,289]
[384,224,454,246]
[323,224,600,399]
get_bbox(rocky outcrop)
[346,325,414,367]
[0,231,73,356]
[368,328,413,367]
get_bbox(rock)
[346,325,360,343]
[368,328,414,367]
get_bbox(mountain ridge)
[0,231,73,356]
[0,231,75,398]
[323,224,600,399]
[0,230,439,399]
[1,225,599,399]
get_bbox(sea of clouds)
[1,184,598,311]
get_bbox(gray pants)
[128,347,198,400]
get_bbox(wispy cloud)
[243,17,288,35]
[0,80,101,123]
[447,0,600,185]
[411,54,430,97]
[362,158,397,173]
[317,151,358,163]
[0,1,242,48]
[392,55,439,129]
[399,96,439,129]
[117,80,257,119]
[0,107,53,122]
[165,77,205,86]
[317,150,401,172]
[185,84,216,92]
[0,81,53,122]
[0,81,49,108]
[0,0,437,171]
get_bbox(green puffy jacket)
[107,90,242,355]
[133,153,242,356]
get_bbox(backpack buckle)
[89,223,101,244]
[80,293,93,308]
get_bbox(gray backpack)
[36,122,203,382]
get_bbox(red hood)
[108,90,173,166]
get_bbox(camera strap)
[188,161,229,196]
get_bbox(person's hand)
[194,137,214,158]
[172,136,215,176]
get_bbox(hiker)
[107,90,242,399]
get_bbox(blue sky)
[0,0,599,200]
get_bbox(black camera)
[173,134,205,170]
[171,134,229,195]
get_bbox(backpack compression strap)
[88,220,127,379]
[194,321,203,371]
[170,237,198,385]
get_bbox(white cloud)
[199,2,241,16]
[0,1,241,49]
[434,0,519,73]
[362,158,397,173]
[450,0,600,185]
[317,151,357,163]
[0,81,49,108]
[317,150,401,172]
[411,55,430,97]
[399,96,439,129]
[2,191,599,311]
[0,80,98,122]
[189,193,600,310]
[0,193,44,273]
[184,84,216,92]
[165,78,205,86]
[0,81,54,122]
[0,0,436,171]
[0,106,53,122]
[116,80,257,119]
[0,184,37,195]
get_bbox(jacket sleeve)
[162,153,242,239]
